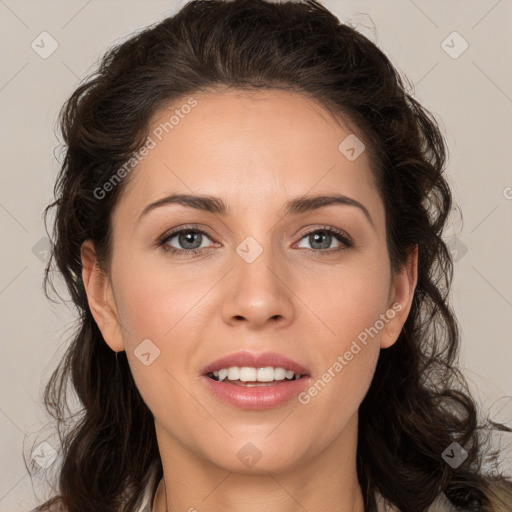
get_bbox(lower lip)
[201,375,311,410]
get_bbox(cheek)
[302,252,391,345]
[111,250,209,342]
[293,318,381,453]
[291,255,389,424]
[109,255,219,403]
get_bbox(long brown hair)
[28,1,512,510]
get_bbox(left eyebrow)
[138,192,375,230]
[284,193,375,230]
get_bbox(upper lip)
[201,350,310,376]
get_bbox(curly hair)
[28,0,512,511]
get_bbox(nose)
[220,245,295,329]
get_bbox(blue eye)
[295,227,352,252]
[158,227,215,256]
[157,225,353,257]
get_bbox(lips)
[199,350,312,409]
[201,373,311,409]
[200,350,311,377]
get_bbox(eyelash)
[156,225,353,257]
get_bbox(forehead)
[113,88,383,227]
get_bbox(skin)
[81,88,418,512]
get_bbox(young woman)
[31,0,512,511]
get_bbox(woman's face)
[82,88,416,475]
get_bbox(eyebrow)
[138,192,375,229]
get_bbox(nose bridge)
[221,230,295,327]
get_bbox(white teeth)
[227,367,240,380]
[239,367,257,381]
[273,367,286,380]
[210,366,302,382]
[256,367,274,382]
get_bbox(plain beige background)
[1,0,511,510]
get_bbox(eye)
[157,225,353,257]
[157,226,217,256]
[295,227,353,252]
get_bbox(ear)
[380,244,418,349]
[80,239,125,353]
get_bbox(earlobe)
[80,239,125,353]
[380,244,419,349]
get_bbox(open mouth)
[206,367,308,386]
[201,360,312,409]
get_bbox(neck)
[152,414,365,512]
